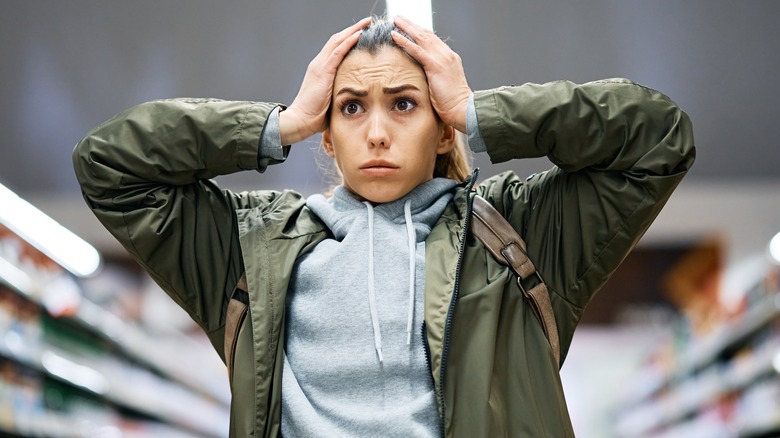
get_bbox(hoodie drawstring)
[364,202,383,363]
[403,200,416,345]
[363,200,418,363]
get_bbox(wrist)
[436,86,471,133]
[448,94,470,134]
[278,108,299,145]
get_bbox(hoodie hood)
[306,178,457,361]
[308,178,458,243]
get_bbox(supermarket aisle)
[561,325,669,438]
[0,221,230,437]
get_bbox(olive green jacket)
[73,79,694,437]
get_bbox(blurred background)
[1,1,779,436]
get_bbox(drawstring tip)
[377,348,384,363]
[406,331,412,345]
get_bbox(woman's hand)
[280,17,372,145]
[391,16,472,133]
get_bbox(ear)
[322,128,336,158]
[435,125,457,155]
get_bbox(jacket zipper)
[421,321,435,389]
[437,170,478,436]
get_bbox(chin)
[354,187,410,204]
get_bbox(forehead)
[334,47,427,90]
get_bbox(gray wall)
[1,1,779,257]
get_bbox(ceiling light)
[386,0,433,30]
[0,182,101,277]
[770,230,780,265]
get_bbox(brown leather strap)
[471,195,561,367]
[224,273,249,381]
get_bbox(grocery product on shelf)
[613,240,780,438]
[0,213,230,437]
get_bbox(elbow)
[666,106,696,176]
[72,132,100,189]
[72,135,100,208]
[639,87,696,178]
[72,136,88,180]
[72,129,116,207]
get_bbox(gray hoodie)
[281,178,457,437]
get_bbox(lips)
[360,160,399,170]
[359,160,400,177]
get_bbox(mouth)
[360,160,399,170]
[359,160,399,176]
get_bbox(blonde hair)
[434,133,472,181]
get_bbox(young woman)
[74,16,695,438]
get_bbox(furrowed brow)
[335,87,368,97]
[383,84,420,94]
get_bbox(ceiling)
[1,0,779,259]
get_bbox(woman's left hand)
[392,16,472,133]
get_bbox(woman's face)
[323,47,455,203]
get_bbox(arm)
[475,80,695,349]
[391,17,694,352]
[73,17,371,348]
[73,98,281,342]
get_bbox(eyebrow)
[335,84,421,97]
[383,84,421,94]
[335,87,368,97]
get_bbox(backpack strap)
[224,273,249,382]
[470,195,561,367]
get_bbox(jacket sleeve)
[72,98,281,343]
[473,79,695,339]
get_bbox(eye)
[340,101,364,115]
[394,98,417,112]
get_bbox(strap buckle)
[516,270,545,295]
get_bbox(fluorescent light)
[41,350,108,394]
[0,255,33,294]
[386,0,433,30]
[770,231,780,265]
[0,182,101,277]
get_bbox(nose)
[367,112,389,148]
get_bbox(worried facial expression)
[323,47,455,204]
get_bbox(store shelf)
[740,417,780,438]
[0,222,230,438]
[620,293,780,409]
[615,341,779,435]
[0,352,206,438]
[0,253,229,402]
[613,262,780,438]
[734,378,780,438]
[0,307,227,437]
[73,298,230,405]
[668,294,780,379]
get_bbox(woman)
[73,16,695,437]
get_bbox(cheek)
[327,123,348,155]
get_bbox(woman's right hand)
[279,17,371,145]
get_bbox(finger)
[391,30,432,67]
[312,17,369,68]
[326,17,372,49]
[392,15,437,47]
[323,28,363,72]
